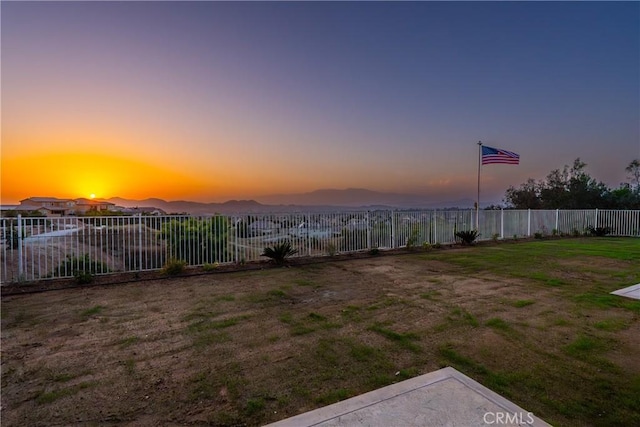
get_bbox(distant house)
[18,197,77,216]
[248,220,279,236]
[17,197,116,216]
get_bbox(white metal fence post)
[555,209,559,233]
[235,215,239,264]
[432,211,437,244]
[390,210,395,249]
[138,214,143,271]
[17,214,24,280]
[366,211,371,249]
[527,209,531,237]
[500,209,504,239]
[307,213,311,256]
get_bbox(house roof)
[21,197,72,203]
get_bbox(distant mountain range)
[255,188,473,209]
[107,197,267,215]
[108,188,475,215]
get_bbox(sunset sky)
[2,1,639,205]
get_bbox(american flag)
[481,146,520,165]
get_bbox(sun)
[90,194,96,199]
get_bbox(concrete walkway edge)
[611,283,640,300]
[265,367,551,426]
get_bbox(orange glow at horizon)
[0,151,218,204]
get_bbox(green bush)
[587,226,611,237]
[51,254,109,283]
[203,262,220,271]
[455,230,479,245]
[161,216,229,265]
[163,259,187,275]
[406,229,420,249]
[326,243,337,257]
[262,241,298,265]
[75,273,94,284]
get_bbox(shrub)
[75,273,94,284]
[534,232,544,239]
[406,229,420,249]
[455,230,479,245]
[491,233,500,242]
[422,242,432,251]
[203,262,220,271]
[587,226,611,237]
[51,254,109,284]
[262,241,298,265]
[163,259,187,275]
[161,216,229,265]
[326,243,337,257]
[369,247,380,256]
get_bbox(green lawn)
[1,237,639,426]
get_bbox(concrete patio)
[265,367,551,426]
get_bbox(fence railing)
[1,209,638,284]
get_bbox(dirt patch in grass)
[2,239,639,426]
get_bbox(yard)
[1,238,639,426]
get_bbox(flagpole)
[476,141,482,229]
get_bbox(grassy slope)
[422,237,640,426]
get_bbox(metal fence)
[1,209,638,284]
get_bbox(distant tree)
[483,204,505,210]
[539,166,571,209]
[504,158,626,209]
[81,210,125,217]
[161,216,229,265]
[605,184,640,209]
[505,178,542,209]
[561,159,609,209]
[626,159,640,190]
[1,210,45,218]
